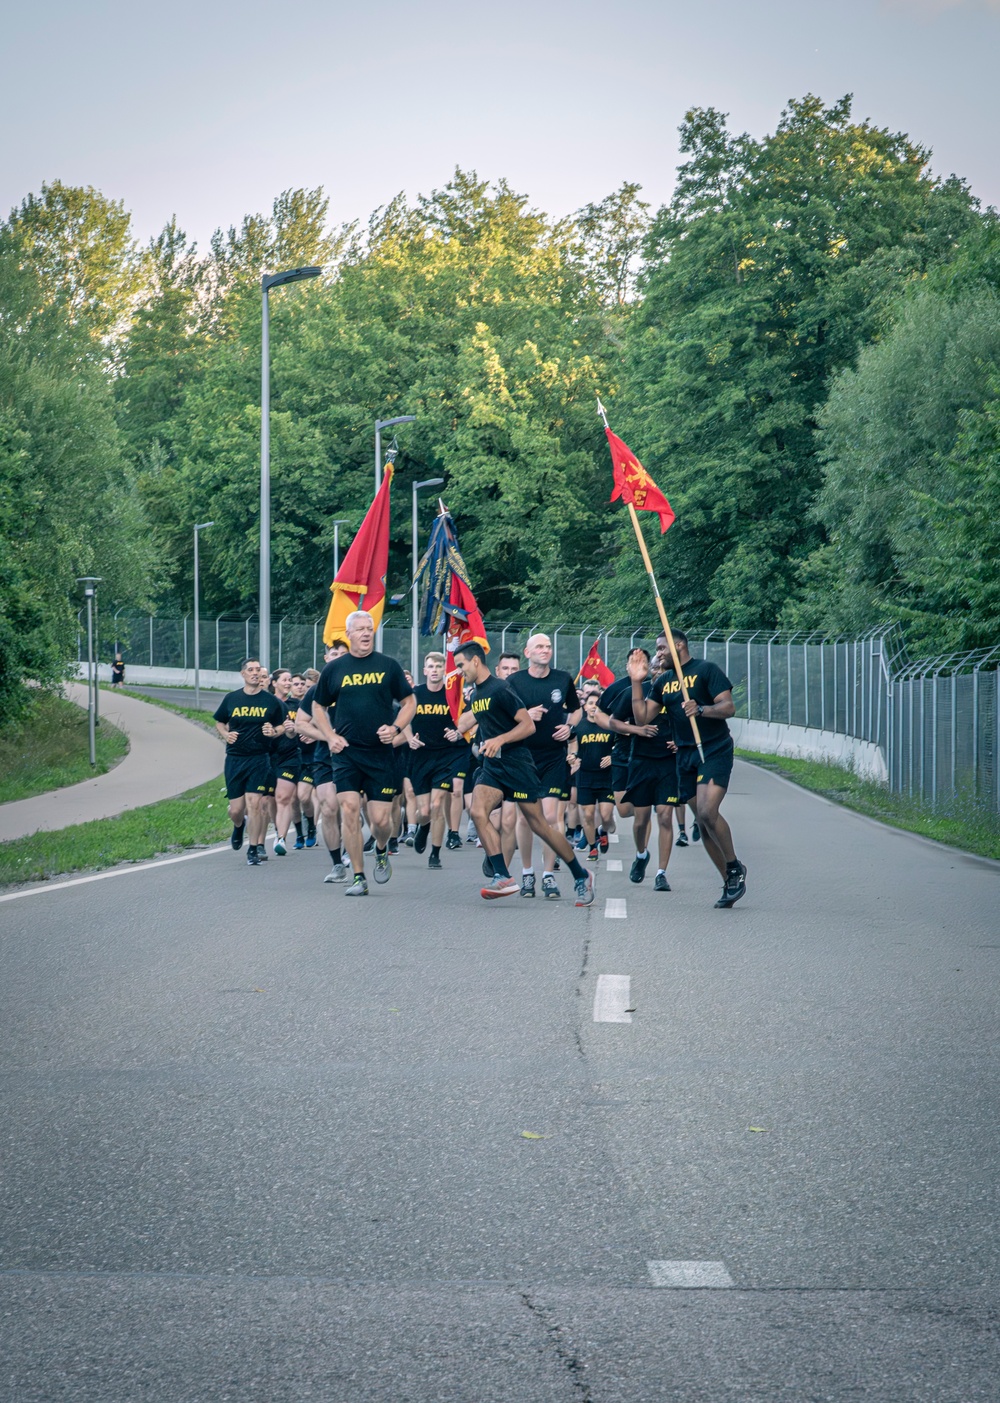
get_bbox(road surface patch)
[647,1261,734,1288]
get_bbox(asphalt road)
[1,762,998,1401]
[122,684,229,713]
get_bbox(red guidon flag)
[577,640,614,689]
[606,428,675,534]
[323,465,394,644]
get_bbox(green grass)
[100,684,217,729]
[737,747,1000,862]
[0,692,129,804]
[0,776,229,887]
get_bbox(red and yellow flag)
[606,428,675,534]
[577,640,614,689]
[323,466,393,645]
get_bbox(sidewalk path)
[0,685,224,843]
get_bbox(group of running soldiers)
[213,610,747,908]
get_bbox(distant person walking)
[110,655,125,688]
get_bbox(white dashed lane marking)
[647,1261,734,1288]
[604,897,627,919]
[608,832,620,843]
[606,860,623,872]
[593,974,632,1022]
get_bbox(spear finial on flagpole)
[596,396,609,429]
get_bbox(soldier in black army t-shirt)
[631,630,747,908]
[312,611,415,895]
[214,659,286,866]
[407,651,464,868]
[453,642,594,907]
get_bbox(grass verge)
[0,776,228,887]
[0,692,129,804]
[737,747,1000,862]
[101,684,216,728]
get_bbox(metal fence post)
[803,637,810,729]
[909,676,914,798]
[149,616,154,668]
[931,676,938,812]
[972,663,980,802]
[820,640,826,731]
[951,670,957,805]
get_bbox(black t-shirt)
[598,677,631,762]
[651,657,733,748]
[411,683,456,751]
[214,688,285,758]
[314,649,413,749]
[469,674,528,754]
[300,684,323,759]
[574,718,613,774]
[611,681,673,762]
[508,668,580,755]
[272,697,300,762]
[111,662,125,682]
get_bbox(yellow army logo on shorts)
[380,787,395,795]
[513,791,528,800]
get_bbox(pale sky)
[2,0,998,248]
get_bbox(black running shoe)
[387,836,399,856]
[598,829,609,853]
[446,831,462,851]
[246,846,260,866]
[414,823,430,855]
[653,872,671,892]
[520,873,536,898]
[691,822,701,844]
[629,853,651,883]
[231,822,245,851]
[482,852,493,878]
[256,844,268,862]
[675,831,689,848]
[715,861,747,908]
[363,835,376,855]
[428,852,443,870]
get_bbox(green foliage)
[607,95,979,631]
[0,692,128,803]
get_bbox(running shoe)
[466,832,478,845]
[542,874,561,900]
[588,845,600,863]
[387,836,399,856]
[323,863,348,883]
[403,831,415,848]
[428,852,443,870]
[482,852,494,878]
[305,833,317,848]
[273,837,287,857]
[481,874,519,899]
[598,830,609,854]
[654,872,671,892]
[345,875,369,896]
[446,831,462,851]
[520,873,536,898]
[256,844,268,862]
[414,824,430,855]
[363,835,376,855]
[629,853,650,884]
[231,823,245,851]
[373,847,392,884]
[294,834,305,850]
[715,861,747,908]
[574,830,589,851]
[246,846,260,866]
[573,872,595,907]
[691,822,701,844]
[675,831,689,848]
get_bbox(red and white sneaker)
[481,875,519,899]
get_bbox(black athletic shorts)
[273,761,300,787]
[576,777,614,807]
[451,755,470,784]
[623,755,679,809]
[410,750,458,796]
[224,754,274,800]
[397,746,414,782]
[331,746,401,801]
[475,753,541,805]
[312,757,334,789]
[677,737,735,801]
[611,759,630,794]
[298,763,314,787]
[531,750,570,802]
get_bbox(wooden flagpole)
[598,398,705,761]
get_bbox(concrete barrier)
[81,664,241,692]
[730,718,887,783]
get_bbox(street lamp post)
[260,265,323,672]
[76,577,102,766]
[411,479,445,674]
[193,522,214,710]
[331,518,350,577]
[375,414,416,493]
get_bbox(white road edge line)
[593,974,632,1023]
[647,1261,734,1288]
[604,897,627,919]
[0,845,230,904]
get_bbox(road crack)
[519,1291,592,1400]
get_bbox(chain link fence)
[85,613,1000,816]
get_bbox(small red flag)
[578,640,614,689]
[606,428,675,534]
[443,573,488,725]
